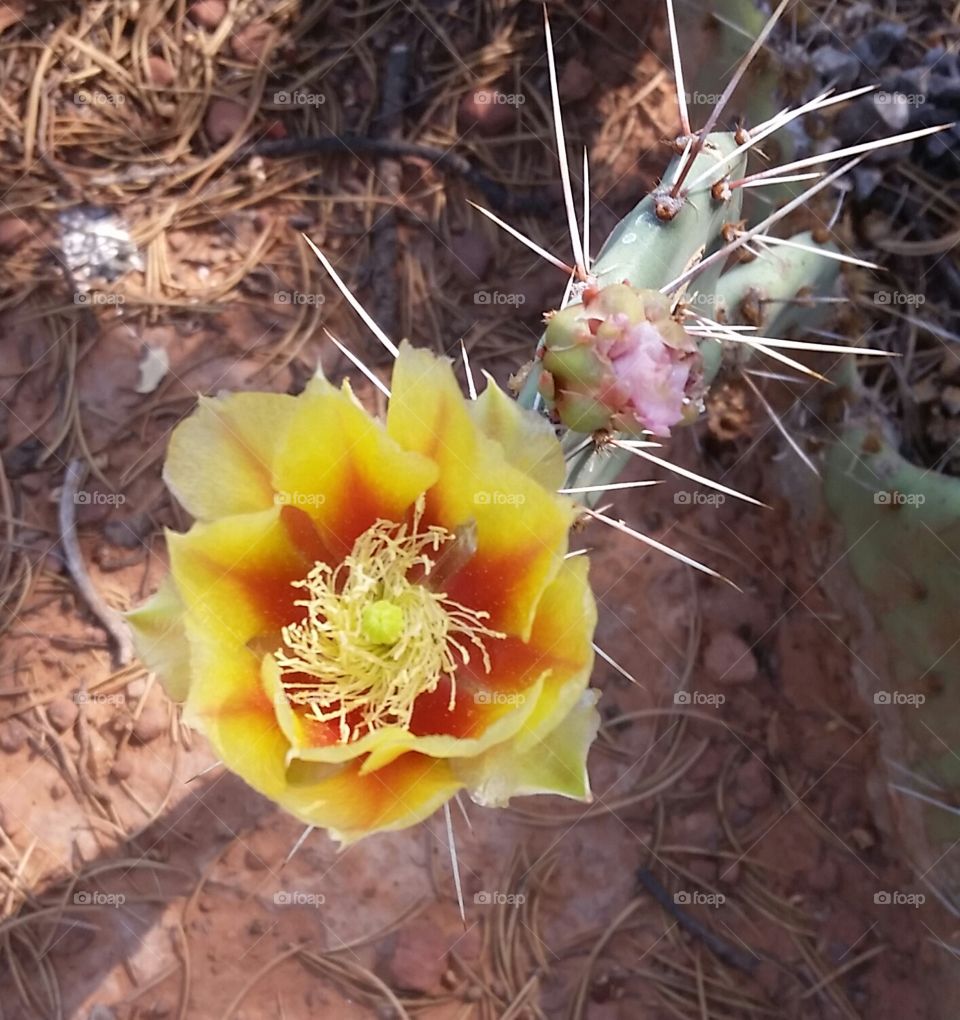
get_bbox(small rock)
[560,57,593,103]
[942,386,960,416]
[125,677,147,702]
[853,22,907,66]
[87,1006,116,1020]
[873,92,910,131]
[853,166,883,200]
[450,229,494,283]
[703,631,757,685]
[928,74,960,105]
[676,807,720,848]
[50,781,66,801]
[47,697,79,733]
[189,0,225,29]
[109,748,134,782]
[231,21,273,63]
[244,848,268,871]
[103,512,152,549]
[0,718,28,754]
[805,857,839,893]
[457,89,517,136]
[0,216,31,251]
[810,45,859,89]
[132,702,168,745]
[734,757,774,810]
[146,56,175,87]
[383,918,451,994]
[205,97,247,146]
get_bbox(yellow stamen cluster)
[274,497,504,743]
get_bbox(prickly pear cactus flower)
[539,282,702,437]
[128,343,599,844]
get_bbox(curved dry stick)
[58,459,134,666]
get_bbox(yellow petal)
[386,341,481,528]
[272,377,438,557]
[388,342,575,638]
[452,557,598,805]
[126,576,191,701]
[455,690,600,807]
[167,506,314,646]
[164,392,298,520]
[469,378,565,490]
[185,631,461,844]
[502,556,597,753]
[288,753,463,846]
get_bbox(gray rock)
[102,512,151,549]
[47,697,79,733]
[811,45,860,89]
[853,22,908,66]
[853,167,883,200]
[0,718,28,754]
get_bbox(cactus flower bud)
[539,283,702,437]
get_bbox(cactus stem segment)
[750,232,880,270]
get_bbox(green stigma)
[361,599,405,646]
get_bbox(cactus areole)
[538,282,703,437]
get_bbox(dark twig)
[635,867,758,975]
[243,135,555,217]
